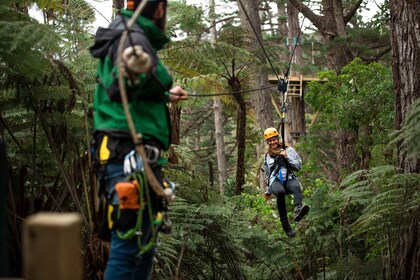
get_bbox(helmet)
[127,0,167,10]
[264,127,279,140]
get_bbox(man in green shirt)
[90,0,187,278]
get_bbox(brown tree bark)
[286,2,304,146]
[236,0,273,131]
[390,0,420,173]
[228,75,246,195]
[168,104,181,164]
[390,1,420,279]
[288,0,360,73]
[237,0,275,192]
[276,0,288,40]
[334,129,358,174]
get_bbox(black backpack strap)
[108,16,158,74]
[97,16,163,102]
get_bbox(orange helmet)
[264,127,279,140]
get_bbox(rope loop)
[116,1,174,202]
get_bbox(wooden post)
[0,138,8,277]
[23,213,82,280]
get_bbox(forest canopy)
[1,0,419,279]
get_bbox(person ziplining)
[262,127,310,237]
[237,0,310,237]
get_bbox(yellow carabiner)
[99,135,111,164]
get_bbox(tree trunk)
[168,104,181,164]
[0,138,8,277]
[237,0,273,192]
[213,98,227,192]
[360,126,373,170]
[228,76,246,195]
[390,1,420,279]
[288,0,358,72]
[286,2,304,146]
[210,0,227,192]
[390,0,420,173]
[334,129,358,176]
[236,0,273,131]
[289,0,362,174]
[276,0,288,40]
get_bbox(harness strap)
[266,153,293,187]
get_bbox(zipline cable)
[236,0,306,148]
[236,0,281,81]
[236,0,308,80]
[279,16,306,148]
[170,85,277,97]
[283,16,306,88]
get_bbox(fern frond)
[345,169,420,244]
[32,85,70,101]
[391,99,420,159]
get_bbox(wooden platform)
[268,75,319,98]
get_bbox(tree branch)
[344,0,364,24]
[288,0,324,31]
[359,46,392,64]
[197,16,236,36]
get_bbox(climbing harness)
[116,0,174,202]
[114,171,173,256]
[90,0,176,254]
[265,151,292,188]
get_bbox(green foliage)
[1,1,98,276]
[369,0,391,31]
[155,157,296,279]
[0,5,60,80]
[307,58,393,131]
[163,40,255,80]
[238,192,272,216]
[392,99,420,160]
[340,165,420,277]
[3,1,417,279]
[342,166,420,236]
[167,1,206,37]
[304,58,395,173]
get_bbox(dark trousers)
[97,163,163,280]
[270,177,302,223]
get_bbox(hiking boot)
[294,205,310,222]
[281,221,295,238]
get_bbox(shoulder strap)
[108,16,158,72]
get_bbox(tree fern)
[392,99,420,160]
[340,163,420,278]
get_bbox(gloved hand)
[263,191,273,201]
[122,45,152,74]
